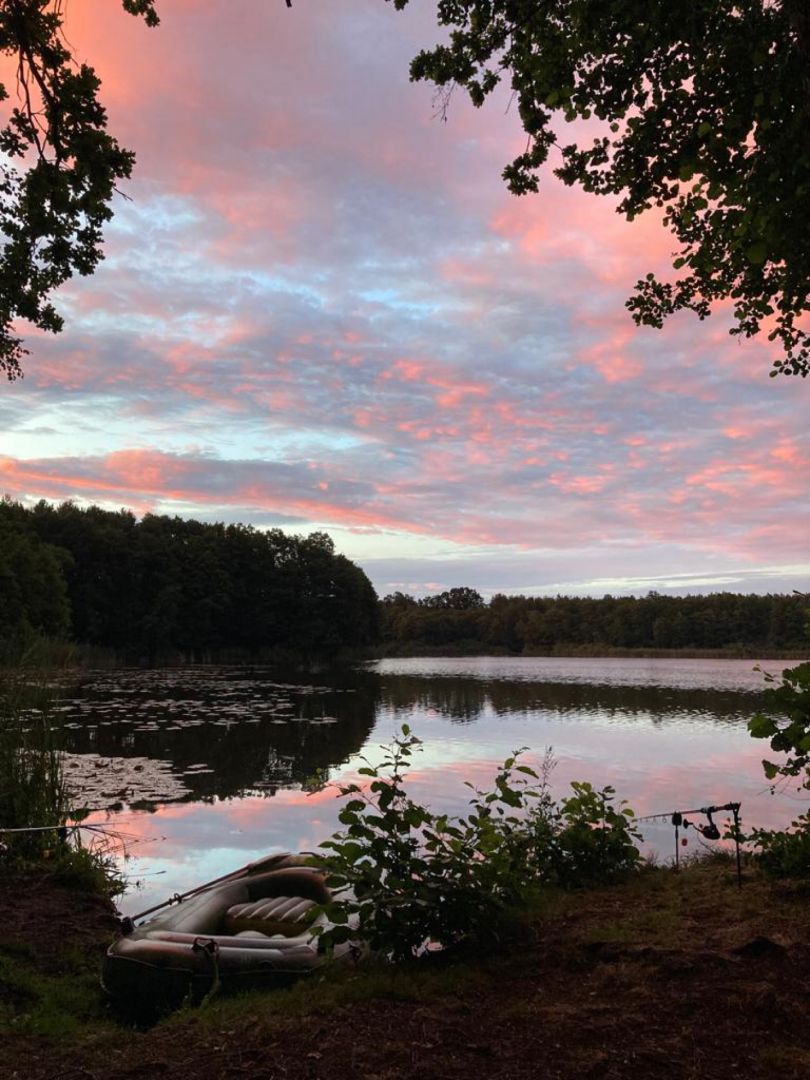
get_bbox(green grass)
[159,954,494,1036]
[157,888,568,1033]
[0,939,116,1038]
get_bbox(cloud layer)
[1,0,807,597]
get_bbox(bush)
[540,781,643,889]
[315,727,640,960]
[47,843,125,898]
[749,815,810,879]
[748,660,810,879]
[748,661,810,786]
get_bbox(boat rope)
[193,937,221,1000]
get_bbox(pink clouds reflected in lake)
[70,658,801,914]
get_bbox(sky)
[1,0,808,600]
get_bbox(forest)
[0,499,379,663]
[380,588,808,655]
[2,499,806,663]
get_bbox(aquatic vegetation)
[34,668,375,810]
[0,670,70,861]
[0,668,126,894]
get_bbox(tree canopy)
[0,0,158,380]
[390,0,810,377]
[3,2,809,378]
[0,499,379,663]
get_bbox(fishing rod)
[0,822,135,835]
[0,824,79,834]
[0,822,165,866]
[637,801,743,887]
[0,822,163,843]
[637,801,741,823]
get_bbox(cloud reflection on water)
[70,659,800,913]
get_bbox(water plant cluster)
[0,663,121,896]
[0,670,68,862]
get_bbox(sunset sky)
[1,0,807,599]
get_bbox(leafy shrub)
[747,656,810,876]
[749,815,810,879]
[540,781,642,889]
[315,727,640,960]
[748,661,810,878]
[748,661,810,786]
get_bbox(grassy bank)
[0,864,120,1038]
[2,858,809,1079]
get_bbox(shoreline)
[372,644,810,661]
[3,645,808,675]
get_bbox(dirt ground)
[2,862,809,1080]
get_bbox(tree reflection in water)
[47,659,767,814]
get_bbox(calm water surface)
[50,657,801,914]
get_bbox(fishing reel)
[695,810,721,841]
[673,808,720,841]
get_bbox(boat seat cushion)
[223,895,319,937]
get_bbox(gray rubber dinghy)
[103,853,353,1011]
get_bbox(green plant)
[748,817,810,879]
[48,842,126,899]
[0,671,70,861]
[0,666,123,896]
[542,782,642,889]
[317,726,537,961]
[315,727,641,960]
[748,661,810,786]
[747,660,810,878]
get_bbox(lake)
[48,656,801,914]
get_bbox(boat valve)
[192,936,218,956]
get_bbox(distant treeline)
[380,588,808,655]
[0,499,378,663]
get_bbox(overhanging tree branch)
[0,0,158,380]
[390,0,810,377]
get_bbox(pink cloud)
[548,473,610,496]
[0,1,806,597]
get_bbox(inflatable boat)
[103,853,352,1011]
